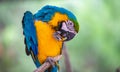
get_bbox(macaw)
[22,5,79,72]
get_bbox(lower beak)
[61,31,76,41]
[65,31,76,41]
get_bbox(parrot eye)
[69,23,73,25]
[68,21,74,26]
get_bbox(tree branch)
[34,55,62,72]
[63,43,72,72]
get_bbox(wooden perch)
[34,55,62,72]
[116,67,120,72]
[63,43,72,72]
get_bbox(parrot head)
[34,5,79,41]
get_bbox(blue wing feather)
[22,11,38,55]
[22,11,41,67]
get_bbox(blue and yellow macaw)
[22,5,79,72]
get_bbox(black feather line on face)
[57,21,65,31]
[51,21,64,31]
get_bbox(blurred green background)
[0,0,120,72]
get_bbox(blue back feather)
[22,11,41,67]
[22,11,38,55]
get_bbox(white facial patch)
[61,20,77,34]
[66,20,74,31]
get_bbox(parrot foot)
[54,31,62,41]
[46,57,60,71]
[46,57,56,67]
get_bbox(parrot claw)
[54,31,62,41]
[46,57,56,67]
